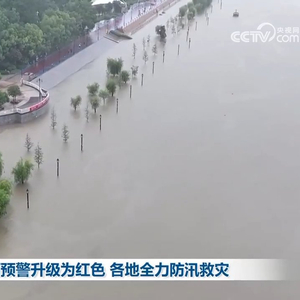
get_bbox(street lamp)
[85,26,89,46]
[36,78,43,100]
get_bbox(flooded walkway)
[1,0,300,299]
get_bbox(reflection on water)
[1,0,300,299]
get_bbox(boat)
[233,9,239,17]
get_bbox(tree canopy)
[0,0,97,71]
[0,152,12,217]
[12,158,34,184]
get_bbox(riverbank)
[34,0,184,91]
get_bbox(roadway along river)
[1,0,300,298]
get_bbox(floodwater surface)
[1,0,300,299]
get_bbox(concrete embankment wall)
[0,81,50,126]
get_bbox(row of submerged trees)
[69,57,134,116]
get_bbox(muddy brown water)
[1,0,300,299]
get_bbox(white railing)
[22,79,47,97]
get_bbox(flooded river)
[1,0,300,298]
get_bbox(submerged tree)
[142,37,146,50]
[171,24,176,35]
[24,134,34,151]
[0,179,12,217]
[50,107,57,129]
[89,95,100,113]
[107,58,123,76]
[87,83,100,96]
[12,158,34,184]
[85,104,90,122]
[131,65,139,77]
[0,152,3,177]
[188,7,196,20]
[70,95,82,111]
[34,144,43,168]
[62,124,70,142]
[179,5,188,17]
[132,43,137,58]
[152,44,157,55]
[120,70,130,84]
[147,35,150,45]
[143,51,149,63]
[106,79,117,96]
[99,89,109,104]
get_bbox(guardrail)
[22,79,47,97]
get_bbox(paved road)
[38,37,118,91]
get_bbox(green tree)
[0,185,10,217]
[50,107,57,129]
[64,0,98,35]
[131,65,138,77]
[188,7,196,20]
[187,2,194,9]
[0,179,12,195]
[0,152,3,177]
[7,85,22,102]
[106,79,117,96]
[40,10,77,50]
[87,82,100,96]
[24,134,34,151]
[99,89,109,103]
[85,103,89,122]
[194,3,203,13]
[70,95,82,111]
[34,144,43,168]
[62,124,70,142]
[171,24,176,35]
[142,51,148,63]
[0,0,54,24]
[152,44,157,55]
[132,43,137,58]
[89,95,100,113]
[120,70,130,84]
[0,21,43,70]
[142,37,146,50]
[107,58,123,76]
[179,5,188,17]
[12,158,34,184]
[0,91,9,108]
